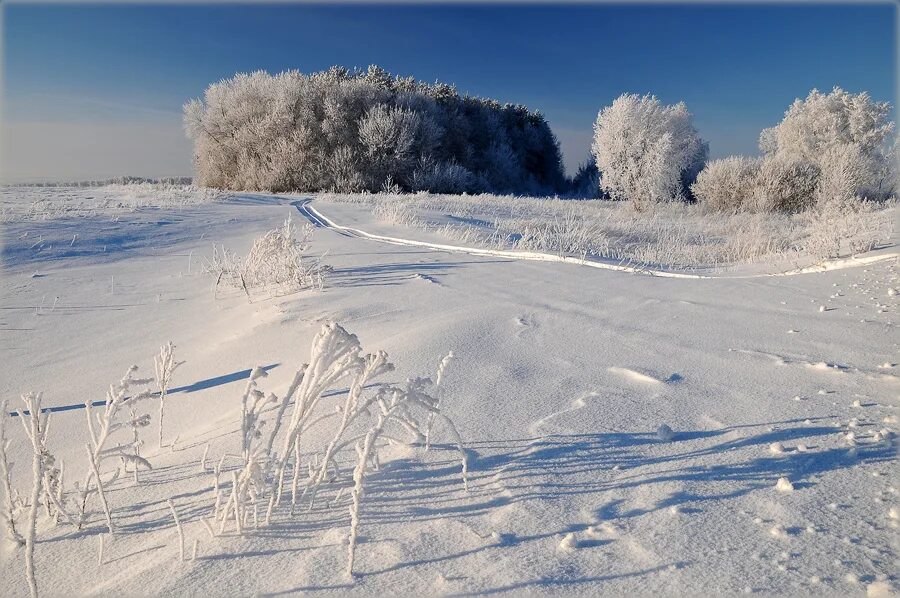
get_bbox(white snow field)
[1,184,898,596]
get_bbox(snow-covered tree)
[185,66,566,195]
[410,158,474,194]
[592,93,708,207]
[569,156,601,198]
[358,104,427,189]
[760,87,896,202]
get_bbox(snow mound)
[656,424,675,442]
[775,477,794,493]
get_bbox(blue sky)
[2,1,896,182]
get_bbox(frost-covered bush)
[751,157,821,213]
[813,144,882,208]
[592,93,708,207]
[691,156,761,211]
[185,65,565,195]
[207,214,329,299]
[760,87,896,202]
[694,155,819,213]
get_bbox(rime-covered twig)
[0,399,24,546]
[154,342,182,449]
[77,366,153,532]
[19,393,47,598]
[425,352,453,450]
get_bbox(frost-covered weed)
[17,393,50,598]
[206,214,330,299]
[322,191,895,268]
[799,197,896,260]
[77,366,156,533]
[205,321,467,577]
[154,342,182,449]
[0,332,461,591]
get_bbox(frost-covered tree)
[592,93,708,207]
[410,157,474,194]
[185,66,566,195]
[696,87,895,213]
[358,104,427,189]
[569,156,601,198]
[760,87,896,202]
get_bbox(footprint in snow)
[514,313,538,338]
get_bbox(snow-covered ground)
[1,185,898,596]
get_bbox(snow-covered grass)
[0,183,227,223]
[320,191,896,270]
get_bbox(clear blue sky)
[2,1,896,182]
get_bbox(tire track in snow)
[293,199,898,279]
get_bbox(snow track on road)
[295,199,897,279]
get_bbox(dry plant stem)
[168,499,186,562]
[200,443,210,472]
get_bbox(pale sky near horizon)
[2,1,896,183]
